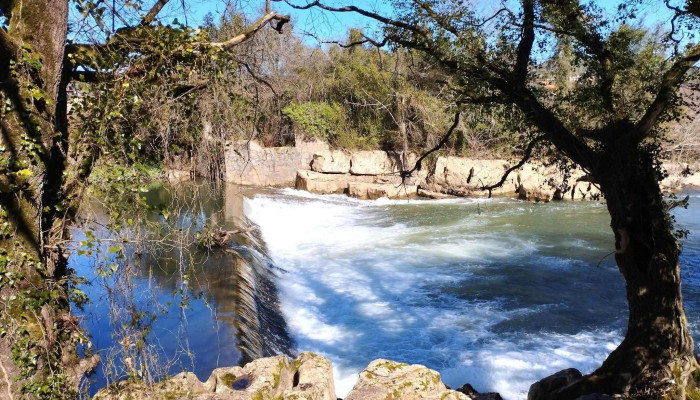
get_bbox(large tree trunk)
[552,145,698,399]
[0,1,95,398]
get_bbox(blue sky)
[66,0,683,46]
[153,0,392,42]
[165,0,680,41]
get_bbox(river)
[72,183,700,400]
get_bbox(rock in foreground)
[346,359,469,400]
[94,354,479,400]
[527,368,582,400]
[94,352,335,400]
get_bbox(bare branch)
[489,76,595,169]
[208,11,290,50]
[68,8,290,81]
[241,61,278,98]
[273,0,430,38]
[477,7,514,27]
[402,110,461,178]
[301,31,389,48]
[480,135,547,196]
[141,0,171,26]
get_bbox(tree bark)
[551,142,698,399]
[0,1,93,397]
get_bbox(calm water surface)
[72,185,700,400]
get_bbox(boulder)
[94,353,334,400]
[166,372,214,393]
[345,359,470,400]
[93,371,215,400]
[455,384,503,400]
[348,182,418,199]
[296,170,350,194]
[660,162,690,191]
[527,368,582,400]
[206,355,291,396]
[286,352,336,400]
[517,184,556,202]
[514,164,559,201]
[167,169,191,182]
[350,151,400,175]
[295,170,379,195]
[312,150,351,174]
[428,157,517,196]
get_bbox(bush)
[283,102,347,143]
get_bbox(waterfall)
[227,217,295,363]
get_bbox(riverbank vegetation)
[70,3,700,183]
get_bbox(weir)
[227,218,295,362]
[223,185,295,362]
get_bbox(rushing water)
[73,184,700,400]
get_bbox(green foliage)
[283,102,347,142]
[89,163,165,186]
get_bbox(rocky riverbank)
[93,352,618,400]
[206,140,700,202]
[93,353,506,400]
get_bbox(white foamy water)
[245,190,627,400]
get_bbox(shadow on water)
[71,182,293,395]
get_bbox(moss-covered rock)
[345,359,471,400]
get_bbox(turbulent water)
[73,184,700,400]
[245,189,700,400]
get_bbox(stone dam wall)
[216,140,700,201]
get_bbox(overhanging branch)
[480,135,547,197]
[635,43,700,138]
[402,110,461,179]
[207,11,290,50]
[273,0,430,38]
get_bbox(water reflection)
[72,182,293,395]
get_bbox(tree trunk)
[552,145,698,399]
[0,1,95,398]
